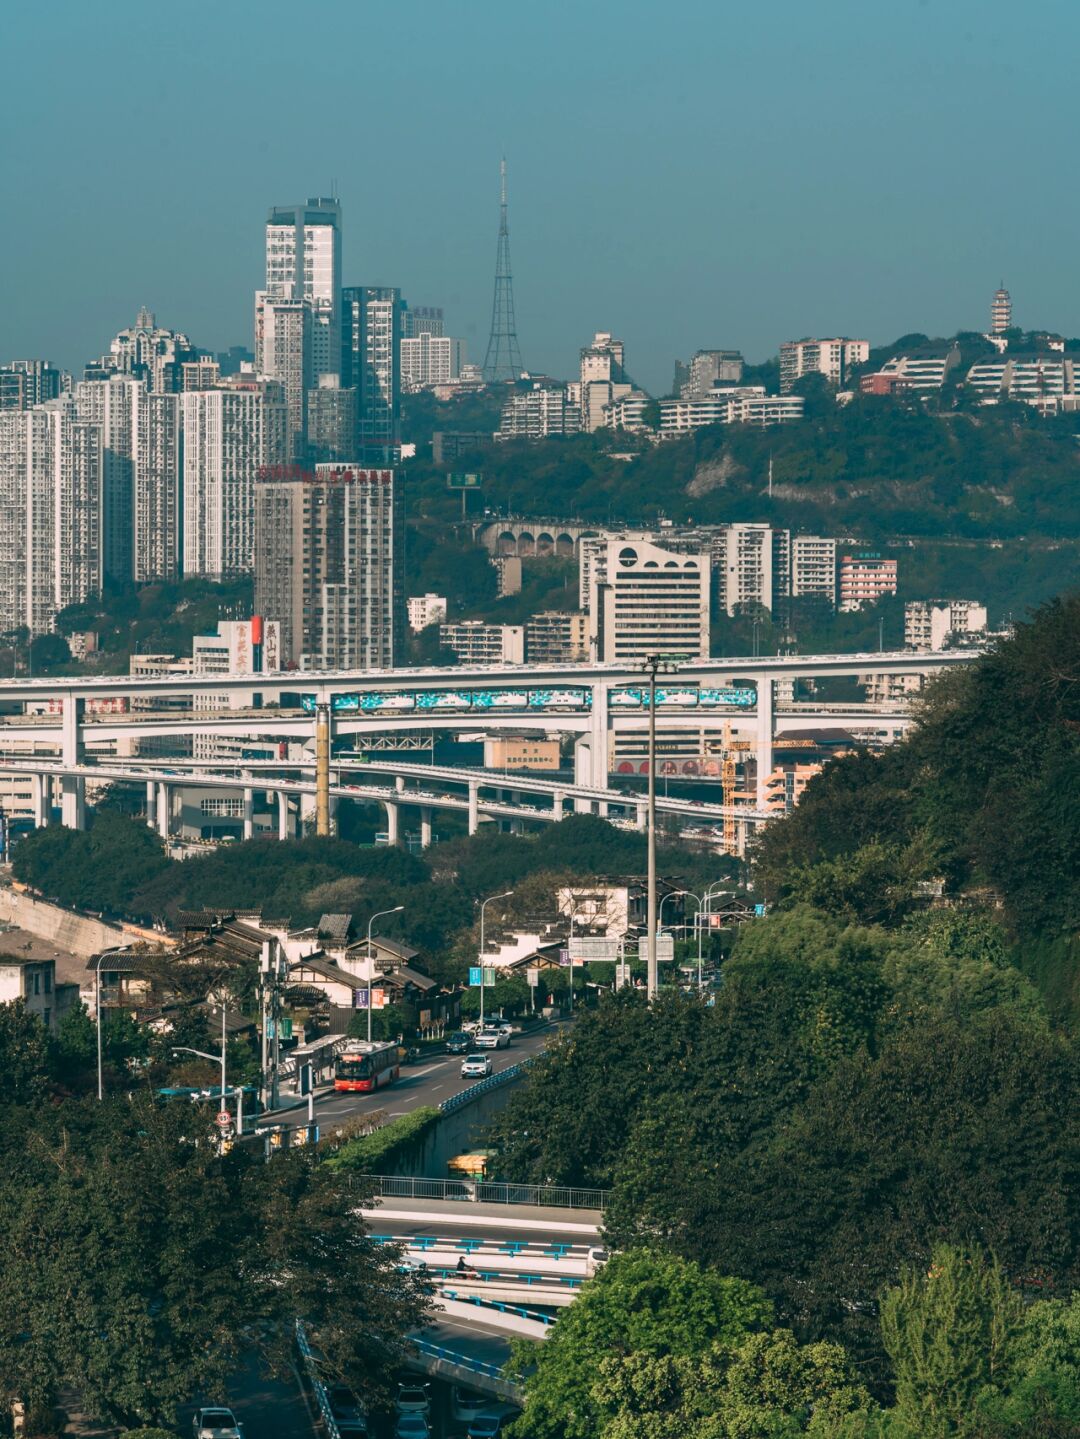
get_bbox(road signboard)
[446,472,483,489]
[469,967,496,987]
[526,967,540,988]
[615,962,632,988]
[216,1110,232,1129]
[637,934,675,963]
[569,936,621,962]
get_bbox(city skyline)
[2,0,1078,393]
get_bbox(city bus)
[333,1040,401,1093]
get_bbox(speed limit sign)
[216,1110,232,1129]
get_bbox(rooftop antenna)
[483,157,524,382]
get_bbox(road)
[273,1019,566,1135]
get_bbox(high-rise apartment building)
[589,537,710,663]
[712,524,789,616]
[839,552,898,611]
[255,297,310,462]
[306,378,357,464]
[407,594,447,631]
[403,307,444,338]
[181,381,286,579]
[75,378,181,584]
[439,620,525,665]
[779,338,869,393]
[0,360,62,411]
[790,535,838,606]
[401,333,465,390]
[253,465,403,670]
[341,286,403,458]
[990,285,1012,336]
[498,381,581,439]
[579,332,634,432]
[0,403,102,634]
[86,308,198,392]
[904,599,987,652]
[263,198,342,382]
[525,610,589,664]
[680,350,744,398]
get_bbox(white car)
[395,1384,431,1416]
[192,1410,243,1439]
[474,1028,510,1050]
[461,1054,493,1079]
[452,1388,489,1425]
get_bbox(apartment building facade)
[779,337,869,393]
[589,537,710,663]
[839,552,898,611]
[525,610,589,663]
[904,599,988,651]
[438,620,525,665]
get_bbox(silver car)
[192,1410,243,1439]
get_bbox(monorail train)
[299,683,756,714]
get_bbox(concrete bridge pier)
[242,774,254,841]
[755,679,774,809]
[552,790,564,822]
[145,780,156,831]
[32,772,49,829]
[157,783,171,840]
[467,782,479,835]
[420,806,433,849]
[277,791,292,841]
[384,799,400,847]
[636,801,647,831]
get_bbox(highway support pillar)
[395,773,406,794]
[552,790,564,822]
[315,703,331,838]
[420,806,433,849]
[145,780,156,831]
[636,801,647,832]
[243,777,254,842]
[277,791,291,841]
[32,772,48,829]
[755,677,774,810]
[384,800,400,847]
[157,783,170,841]
[60,694,85,830]
[467,782,479,836]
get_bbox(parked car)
[192,1410,243,1439]
[451,1388,489,1425]
[395,1384,431,1416]
[466,1416,505,1439]
[445,1031,472,1055]
[393,1415,430,1439]
[326,1385,367,1436]
[461,1054,493,1079]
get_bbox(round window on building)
[618,547,638,566]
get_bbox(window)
[33,973,40,995]
[44,969,51,994]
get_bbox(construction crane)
[719,722,752,856]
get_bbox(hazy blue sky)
[1,0,1076,393]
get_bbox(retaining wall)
[0,885,173,959]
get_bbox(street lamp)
[479,890,513,1030]
[642,655,678,1001]
[172,1002,243,1134]
[367,905,404,1043]
[92,945,127,1102]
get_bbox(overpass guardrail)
[366,1173,610,1211]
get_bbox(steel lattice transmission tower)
[483,158,524,382]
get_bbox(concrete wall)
[394,1076,526,1179]
[0,885,172,959]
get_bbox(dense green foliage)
[753,593,1080,1012]
[52,576,253,670]
[324,1105,441,1174]
[0,1084,428,1425]
[404,389,1080,543]
[13,813,731,988]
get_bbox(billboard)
[637,934,675,963]
[568,936,621,962]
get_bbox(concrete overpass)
[0,651,972,829]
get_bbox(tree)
[508,1249,772,1439]
[0,999,51,1104]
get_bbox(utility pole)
[367,906,404,1043]
[645,656,660,1001]
[479,890,513,1028]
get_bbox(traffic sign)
[637,934,675,963]
[216,1110,232,1129]
[526,967,539,988]
[446,472,483,489]
[569,936,621,962]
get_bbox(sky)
[1,0,1077,395]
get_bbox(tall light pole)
[367,905,404,1043]
[644,655,660,1001]
[173,1003,231,1124]
[93,946,126,1101]
[479,890,513,1030]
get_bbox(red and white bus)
[333,1040,401,1093]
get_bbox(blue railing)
[409,1334,519,1383]
[439,1061,528,1116]
[397,1260,581,1289]
[295,1318,342,1439]
[442,1290,555,1324]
